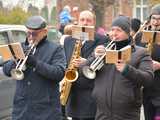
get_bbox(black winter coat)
[3,38,66,120]
[143,44,160,105]
[92,46,154,120]
[64,33,108,118]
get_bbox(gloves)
[3,61,16,76]
[22,43,31,53]
[26,55,37,67]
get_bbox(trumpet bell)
[82,66,96,79]
[11,69,24,80]
[65,70,79,82]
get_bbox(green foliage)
[0,7,31,24]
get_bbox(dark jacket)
[137,28,160,107]
[143,44,160,106]
[64,33,108,118]
[3,37,66,120]
[92,45,154,120]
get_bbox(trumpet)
[82,41,116,79]
[11,41,36,80]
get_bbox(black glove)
[26,55,37,67]
[22,44,30,53]
[3,61,16,76]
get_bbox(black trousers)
[143,99,155,120]
[72,118,95,120]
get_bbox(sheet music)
[142,30,160,44]
[72,25,94,41]
[0,42,25,61]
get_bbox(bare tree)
[89,0,115,27]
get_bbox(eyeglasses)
[27,30,42,37]
[151,16,160,21]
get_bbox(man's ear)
[41,28,48,37]
[44,28,48,35]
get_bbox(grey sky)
[0,0,45,9]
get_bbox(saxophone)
[60,39,82,106]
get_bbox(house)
[57,0,154,31]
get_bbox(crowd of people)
[2,3,160,120]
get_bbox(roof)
[0,24,27,32]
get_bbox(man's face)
[78,12,95,26]
[109,26,129,41]
[27,28,47,45]
[150,14,160,30]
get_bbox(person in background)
[90,15,154,120]
[59,24,73,46]
[130,18,141,37]
[59,5,72,34]
[130,18,143,45]
[96,26,106,36]
[63,10,108,120]
[3,16,66,120]
[71,6,80,25]
[142,4,160,120]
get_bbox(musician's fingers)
[95,45,105,57]
[117,59,124,63]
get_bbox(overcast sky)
[0,0,45,9]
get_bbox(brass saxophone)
[60,39,82,106]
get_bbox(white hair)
[63,5,71,12]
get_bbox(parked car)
[0,24,61,120]
[0,25,26,120]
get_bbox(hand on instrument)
[152,60,160,71]
[72,57,87,68]
[23,43,31,53]
[59,79,65,92]
[3,61,16,76]
[115,60,126,72]
[94,45,106,57]
[26,55,37,67]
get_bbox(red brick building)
[57,0,153,31]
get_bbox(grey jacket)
[92,46,154,120]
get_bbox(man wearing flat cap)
[3,16,66,120]
[142,4,160,120]
[88,15,154,120]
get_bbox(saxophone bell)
[65,70,79,82]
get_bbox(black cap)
[112,16,130,35]
[131,18,141,33]
[25,16,47,30]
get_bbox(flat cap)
[25,16,47,30]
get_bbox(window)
[0,32,9,45]
[134,0,149,22]
[12,31,26,43]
